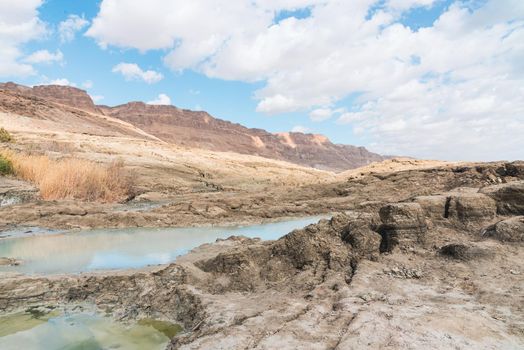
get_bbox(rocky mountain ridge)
[0,82,385,171]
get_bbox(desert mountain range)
[0,82,385,172]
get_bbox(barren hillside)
[0,82,385,171]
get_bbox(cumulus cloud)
[48,78,76,86]
[59,14,89,43]
[291,125,309,133]
[24,49,63,64]
[87,0,524,160]
[0,0,47,77]
[147,93,171,105]
[112,62,163,84]
[309,108,333,122]
[256,94,299,114]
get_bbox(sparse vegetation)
[0,150,133,202]
[0,154,13,175]
[0,127,13,143]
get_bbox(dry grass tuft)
[0,150,133,202]
[0,127,14,143]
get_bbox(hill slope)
[0,82,385,171]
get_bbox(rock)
[480,181,524,215]
[482,216,524,242]
[439,244,491,261]
[205,206,227,218]
[414,195,447,219]
[379,203,427,228]
[274,215,353,270]
[378,203,427,252]
[445,193,497,222]
[383,266,423,279]
[0,178,39,207]
[341,220,381,257]
[495,162,524,178]
[0,257,22,266]
[196,214,357,292]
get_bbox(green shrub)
[0,155,13,175]
[0,128,13,143]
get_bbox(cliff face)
[0,82,385,171]
[104,102,385,171]
[0,82,100,114]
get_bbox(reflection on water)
[0,216,326,275]
[0,311,174,350]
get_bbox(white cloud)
[59,14,89,43]
[386,0,437,11]
[86,0,524,160]
[147,93,171,105]
[24,49,63,64]
[90,94,104,103]
[48,78,76,87]
[309,108,333,122]
[256,94,299,114]
[291,125,309,133]
[112,62,163,84]
[0,0,47,77]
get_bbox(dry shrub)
[0,127,13,143]
[0,154,13,175]
[1,150,133,202]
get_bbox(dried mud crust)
[0,169,524,349]
[0,179,523,349]
[1,161,523,232]
[166,180,524,349]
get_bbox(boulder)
[439,244,491,261]
[378,203,427,252]
[0,257,22,266]
[0,178,38,207]
[482,216,524,242]
[445,193,497,222]
[341,220,381,258]
[495,162,524,178]
[480,181,524,215]
[414,195,447,219]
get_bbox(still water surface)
[0,216,326,275]
[0,310,174,350]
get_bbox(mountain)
[0,82,101,114]
[0,82,385,171]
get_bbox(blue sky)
[1,0,522,161]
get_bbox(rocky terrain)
[0,82,385,171]
[0,81,522,349]
[0,170,523,349]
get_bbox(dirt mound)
[439,243,492,261]
[196,214,362,293]
[480,180,524,215]
[338,158,451,179]
[378,203,427,252]
[483,216,524,242]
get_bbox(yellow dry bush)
[0,150,132,202]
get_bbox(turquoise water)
[0,216,325,275]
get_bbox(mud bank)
[1,180,523,349]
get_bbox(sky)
[0,0,523,161]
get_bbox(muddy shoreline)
[1,162,523,349]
